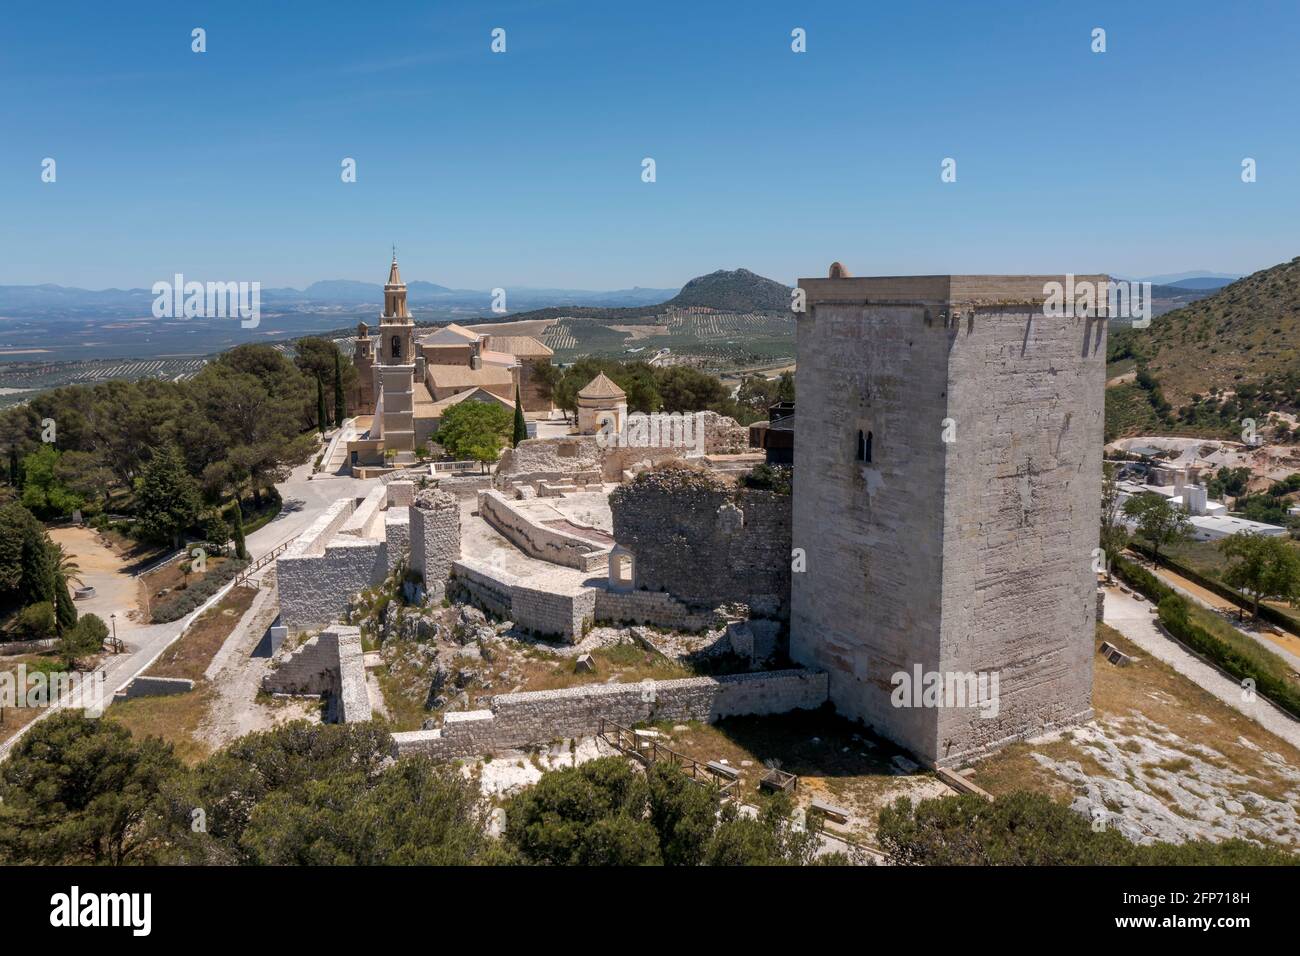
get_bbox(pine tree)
[316,375,328,435]
[333,350,347,427]
[512,384,528,448]
[136,444,201,549]
[231,498,248,561]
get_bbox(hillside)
[1142,257,1300,407]
[665,268,792,312]
[1105,257,1300,440]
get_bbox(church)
[347,254,555,473]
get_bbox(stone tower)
[372,255,417,461]
[789,271,1107,768]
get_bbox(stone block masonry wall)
[262,626,372,723]
[278,536,387,628]
[392,668,829,759]
[452,558,595,641]
[385,512,410,573]
[410,488,461,601]
[263,630,340,696]
[789,275,1104,768]
[477,490,609,571]
[594,588,721,632]
[610,469,792,618]
[335,627,372,723]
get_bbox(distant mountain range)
[0,279,680,316]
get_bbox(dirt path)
[48,526,141,632]
[197,584,318,749]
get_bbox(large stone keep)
[789,273,1106,767]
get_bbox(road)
[1102,585,1300,751]
[0,460,376,759]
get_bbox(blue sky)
[2,0,1297,290]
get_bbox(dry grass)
[970,622,1300,805]
[637,708,946,844]
[513,643,690,693]
[106,687,216,765]
[0,654,86,746]
[145,586,257,681]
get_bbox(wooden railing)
[597,719,739,798]
[232,539,293,589]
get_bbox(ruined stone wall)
[391,668,829,759]
[477,490,609,571]
[262,630,340,696]
[788,277,1104,767]
[278,537,387,628]
[451,558,595,640]
[610,468,792,617]
[593,589,722,631]
[262,626,371,723]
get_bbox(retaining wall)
[392,668,828,759]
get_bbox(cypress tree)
[231,498,248,560]
[53,570,77,632]
[512,384,528,448]
[316,375,328,434]
[333,350,346,427]
[8,446,18,487]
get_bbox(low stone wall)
[335,627,372,723]
[477,490,609,571]
[385,511,410,572]
[452,558,596,641]
[392,668,828,760]
[594,588,721,632]
[117,675,194,699]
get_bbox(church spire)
[383,250,410,319]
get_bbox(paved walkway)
[0,461,378,759]
[1143,562,1300,672]
[1103,585,1300,751]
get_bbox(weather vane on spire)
[392,243,397,261]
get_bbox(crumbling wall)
[610,466,792,618]
[391,668,829,759]
[452,558,596,641]
[477,490,609,571]
[593,589,721,632]
[261,626,372,723]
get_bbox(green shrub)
[16,601,57,640]
[150,559,249,623]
